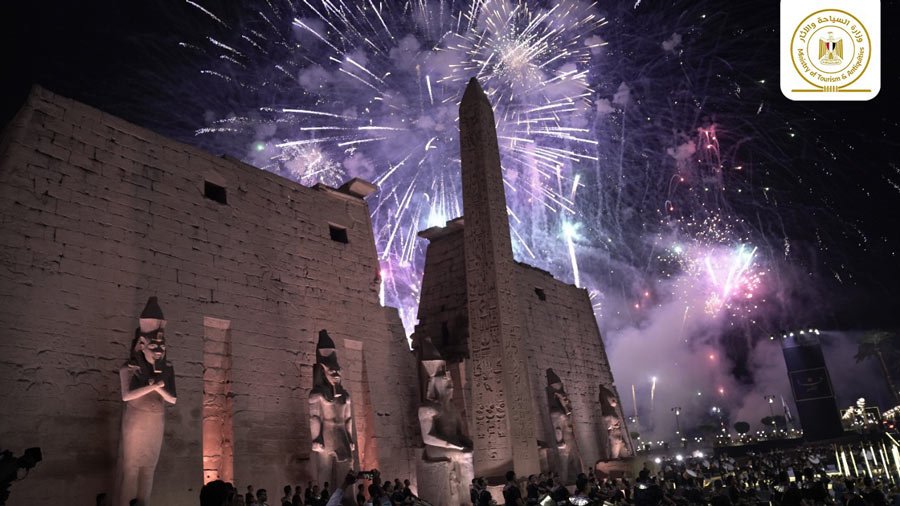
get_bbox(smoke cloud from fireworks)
[611,324,890,441]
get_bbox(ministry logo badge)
[781,0,880,101]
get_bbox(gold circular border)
[790,8,871,89]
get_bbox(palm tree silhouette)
[854,330,900,404]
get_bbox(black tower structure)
[781,332,844,441]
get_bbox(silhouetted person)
[201,480,234,506]
[503,471,524,506]
[475,478,492,506]
[356,484,366,506]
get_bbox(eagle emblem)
[819,32,843,65]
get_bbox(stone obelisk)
[459,77,540,481]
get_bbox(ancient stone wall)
[413,221,468,363]
[0,87,418,505]
[348,308,421,484]
[514,264,633,469]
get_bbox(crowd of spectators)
[197,443,900,506]
[199,470,421,506]
[608,444,900,506]
[519,443,900,506]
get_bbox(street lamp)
[764,395,777,434]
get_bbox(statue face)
[322,363,342,387]
[434,370,453,399]
[138,330,166,364]
[608,396,618,408]
[426,366,453,402]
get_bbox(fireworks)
[172,0,890,356]
[562,220,582,287]
[188,1,765,327]
[187,0,617,334]
[699,244,764,316]
[279,145,347,186]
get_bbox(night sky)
[2,1,899,377]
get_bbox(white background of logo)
[781,0,880,101]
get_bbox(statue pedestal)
[311,451,355,492]
[415,448,473,506]
[538,446,549,474]
[593,459,636,480]
[557,445,583,485]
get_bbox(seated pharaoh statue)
[417,337,473,506]
[114,296,177,506]
[309,329,356,488]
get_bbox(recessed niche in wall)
[204,181,227,205]
[329,224,349,243]
[202,317,233,484]
[534,288,546,301]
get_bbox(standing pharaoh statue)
[417,337,473,506]
[309,330,356,488]
[114,297,177,506]
[546,369,582,483]
[599,386,631,459]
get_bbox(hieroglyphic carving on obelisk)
[459,77,540,480]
